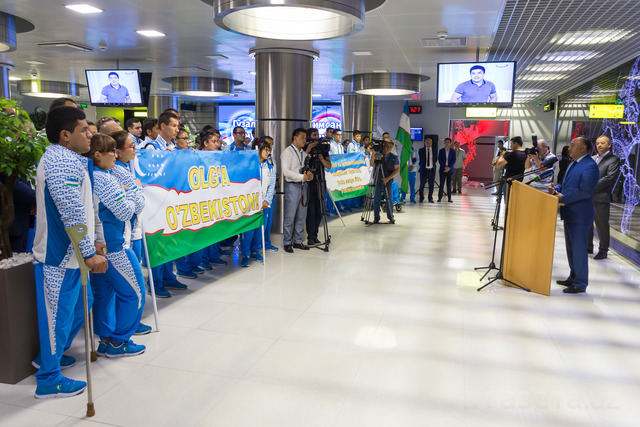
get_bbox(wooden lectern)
[502,180,559,296]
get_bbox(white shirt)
[281,144,307,183]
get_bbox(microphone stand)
[475,163,551,292]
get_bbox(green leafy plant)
[0,97,49,260]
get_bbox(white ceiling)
[0,0,638,103]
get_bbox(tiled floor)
[2,188,640,426]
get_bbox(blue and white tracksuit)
[33,144,97,386]
[91,168,145,342]
[241,158,274,256]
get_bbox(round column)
[251,46,317,233]
[147,95,176,118]
[340,92,374,141]
[0,65,10,98]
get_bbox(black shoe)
[428,199,434,203]
[556,279,572,287]
[563,285,586,294]
[389,219,395,224]
[419,199,424,203]
[437,199,442,202]
[491,192,498,195]
[308,237,321,245]
[594,251,608,260]
[458,191,462,194]
[292,243,310,250]
[373,218,380,224]
[284,245,294,253]
[587,247,593,254]
[448,199,453,203]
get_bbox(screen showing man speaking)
[437,62,516,107]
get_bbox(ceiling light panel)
[528,63,582,72]
[551,29,633,45]
[521,74,568,80]
[65,4,103,14]
[539,51,599,61]
[136,30,166,37]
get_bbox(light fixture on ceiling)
[528,63,582,72]
[372,69,388,73]
[8,76,21,81]
[166,76,242,97]
[521,74,568,81]
[65,4,103,14]
[17,80,82,98]
[343,72,429,96]
[312,93,322,97]
[136,30,166,38]
[0,12,35,52]
[211,0,386,40]
[539,51,599,62]
[25,60,46,65]
[351,51,373,56]
[551,29,633,45]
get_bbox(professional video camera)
[302,137,331,173]
[370,138,386,164]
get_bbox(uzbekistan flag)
[396,101,412,194]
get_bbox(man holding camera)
[281,128,314,252]
[373,139,399,224]
[305,128,332,245]
[524,139,556,191]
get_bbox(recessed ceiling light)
[528,63,582,72]
[521,74,568,81]
[372,70,388,73]
[136,30,166,38]
[8,76,22,81]
[540,51,599,61]
[65,4,103,14]
[551,29,633,45]
[352,51,373,56]
[25,60,46,65]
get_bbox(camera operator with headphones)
[304,128,332,245]
[373,139,399,224]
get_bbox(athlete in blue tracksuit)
[32,107,108,399]
[86,133,146,358]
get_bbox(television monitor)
[85,69,144,107]
[436,62,516,107]
[410,128,423,141]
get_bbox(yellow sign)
[466,107,497,118]
[589,104,624,119]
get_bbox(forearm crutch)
[65,224,96,417]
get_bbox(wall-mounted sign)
[466,107,497,118]
[589,104,624,119]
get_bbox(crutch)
[65,224,95,417]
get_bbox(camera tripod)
[361,159,394,224]
[307,162,331,252]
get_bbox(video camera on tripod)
[302,137,331,173]
[370,138,387,164]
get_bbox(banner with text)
[325,153,370,201]
[135,150,262,268]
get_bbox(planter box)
[0,261,39,384]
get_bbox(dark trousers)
[438,171,453,201]
[373,179,394,221]
[588,202,611,252]
[419,168,435,201]
[306,183,323,240]
[564,221,590,290]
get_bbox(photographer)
[305,128,332,245]
[496,136,526,182]
[524,139,556,191]
[281,128,314,253]
[373,139,399,224]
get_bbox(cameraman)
[496,136,526,182]
[305,128,332,245]
[373,139,399,224]
[524,138,556,191]
[281,128,315,253]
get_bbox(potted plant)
[0,96,48,384]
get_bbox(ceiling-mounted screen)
[85,69,144,107]
[437,62,516,108]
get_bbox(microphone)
[526,169,554,185]
[542,157,558,168]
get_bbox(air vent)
[36,41,92,52]
[420,38,466,48]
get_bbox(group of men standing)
[415,137,466,203]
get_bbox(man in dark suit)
[418,137,436,203]
[438,138,456,202]
[588,135,620,260]
[549,136,600,294]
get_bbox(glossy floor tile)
[2,187,640,426]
